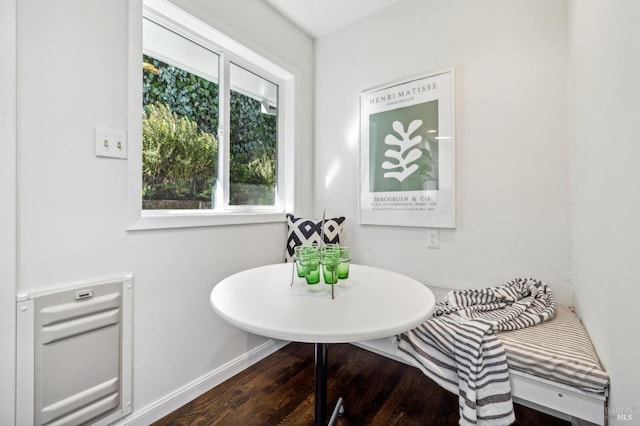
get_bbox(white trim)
[143,0,292,81]
[127,0,144,229]
[220,53,231,208]
[117,339,289,426]
[509,369,606,425]
[128,210,286,231]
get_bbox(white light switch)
[427,229,440,249]
[95,128,127,159]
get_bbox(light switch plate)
[95,128,127,159]
[427,229,440,249]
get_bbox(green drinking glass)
[322,250,340,284]
[300,250,321,285]
[294,246,308,277]
[337,247,351,279]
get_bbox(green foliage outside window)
[143,55,218,135]
[229,88,277,205]
[142,55,277,206]
[142,103,217,203]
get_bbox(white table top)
[210,263,435,343]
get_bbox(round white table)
[211,263,435,425]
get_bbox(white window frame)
[127,0,295,230]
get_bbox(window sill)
[127,210,287,231]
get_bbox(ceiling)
[264,0,403,39]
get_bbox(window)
[142,17,220,210]
[128,0,295,229]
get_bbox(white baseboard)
[117,339,289,426]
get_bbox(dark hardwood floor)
[153,342,570,426]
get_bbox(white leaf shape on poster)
[381,119,424,182]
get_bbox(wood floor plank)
[153,342,571,425]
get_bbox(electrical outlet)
[95,128,127,159]
[427,229,440,249]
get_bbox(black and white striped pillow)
[285,214,345,262]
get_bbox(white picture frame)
[359,69,456,228]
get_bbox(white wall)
[315,0,572,303]
[569,0,640,419]
[0,0,17,423]
[15,0,313,421]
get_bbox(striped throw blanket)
[396,278,555,426]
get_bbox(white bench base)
[353,338,608,426]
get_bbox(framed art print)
[359,69,455,228]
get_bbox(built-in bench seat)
[354,286,609,425]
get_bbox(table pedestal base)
[329,397,344,425]
[315,343,345,426]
